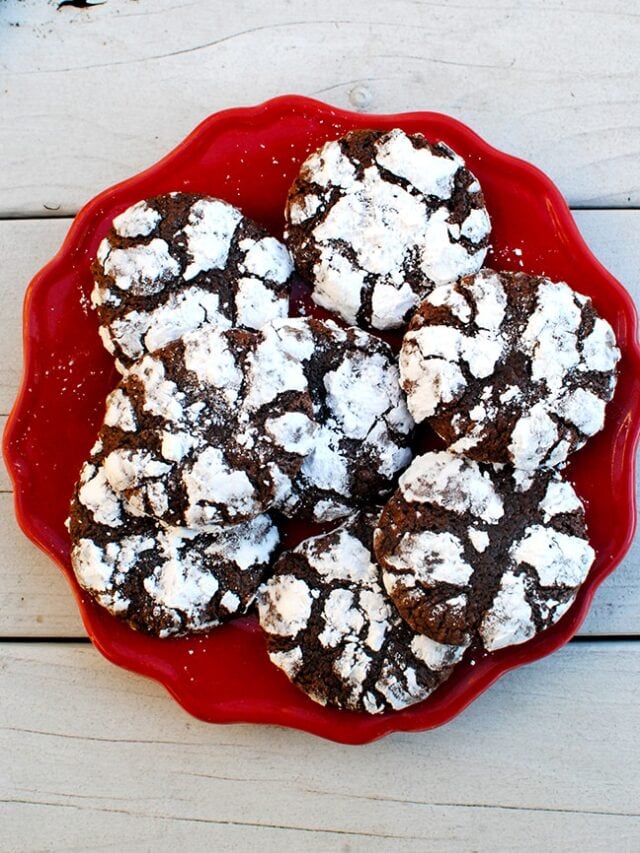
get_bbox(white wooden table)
[1,2,639,850]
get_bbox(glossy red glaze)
[4,96,640,744]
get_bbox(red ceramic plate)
[5,96,640,744]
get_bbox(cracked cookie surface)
[374,451,595,651]
[95,324,317,529]
[68,451,279,637]
[400,269,620,469]
[257,511,466,713]
[92,192,294,372]
[263,317,414,522]
[284,128,490,330]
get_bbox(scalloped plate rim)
[4,94,640,744]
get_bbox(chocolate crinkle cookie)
[374,451,595,651]
[260,317,414,522]
[257,511,466,713]
[400,269,620,469]
[68,451,279,637]
[284,128,490,330]
[91,192,294,372]
[96,324,317,529]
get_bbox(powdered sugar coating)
[285,129,490,330]
[375,451,593,650]
[478,572,535,651]
[375,131,463,198]
[510,525,594,588]
[181,447,261,528]
[257,512,466,713]
[383,530,474,588]
[77,465,122,528]
[97,324,316,529]
[103,388,137,433]
[235,279,283,330]
[398,451,504,524]
[243,318,314,411]
[265,318,414,522]
[400,269,620,469]
[100,239,180,297]
[68,457,279,637]
[106,287,229,372]
[239,237,293,283]
[539,479,583,522]
[91,193,293,372]
[181,198,243,280]
[113,201,161,238]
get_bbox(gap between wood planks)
[0,801,637,833]
[1,636,638,642]
[1,206,640,224]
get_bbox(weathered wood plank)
[0,216,85,638]
[1,641,639,851]
[0,494,85,637]
[1,212,639,637]
[0,217,72,415]
[1,0,639,215]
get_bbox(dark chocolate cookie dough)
[257,511,466,713]
[374,451,595,651]
[97,324,316,528]
[92,192,294,371]
[399,269,620,469]
[261,318,414,522]
[284,128,490,330]
[68,452,279,637]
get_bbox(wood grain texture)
[2,3,639,846]
[0,494,86,637]
[1,212,638,638]
[0,217,72,415]
[1,641,639,851]
[1,0,639,215]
